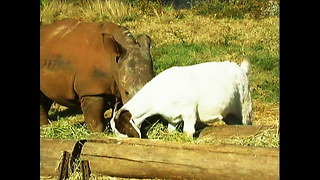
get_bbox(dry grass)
[124,14,279,50]
[41,1,279,49]
[79,0,136,22]
[252,100,279,126]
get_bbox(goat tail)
[240,57,250,75]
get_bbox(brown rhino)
[40,18,154,132]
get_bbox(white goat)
[110,59,252,138]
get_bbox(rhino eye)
[125,91,129,95]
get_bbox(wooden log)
[40,139,75,177]
[40,137,279,179]
[198,125,278,138]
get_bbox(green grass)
[146,122,195,143]
[41,109,114,139]
[40,119,116,140]
[40,118,90,139]
[193,0,279,19]
[40,0,279,24]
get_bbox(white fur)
[111,60,252,137]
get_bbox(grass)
[194,0,279,19]
[40,0,279,24]
[40,0,279,149]
[147,123,279,148]
[40,118,91,139]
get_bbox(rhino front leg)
[40,91,53,126]
[80,96,109,132]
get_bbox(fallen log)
[40,136,279,179]
[198,125,278,138]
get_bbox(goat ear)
[114,110,127,135]
[102,33,127,63]
[115,110,141,138]
[125,119,141,138]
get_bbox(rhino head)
[102,26,154,105]
[117,34,154,103]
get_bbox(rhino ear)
[102,33,127,63]
[136,34,151,49]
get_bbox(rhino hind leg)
[80,96,109,132]
[40,91,53,126]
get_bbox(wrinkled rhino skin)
[40,19,154,132]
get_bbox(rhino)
[40,18,154,132]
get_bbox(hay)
[253,100,279,126]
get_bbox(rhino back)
[40,19,119,107]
